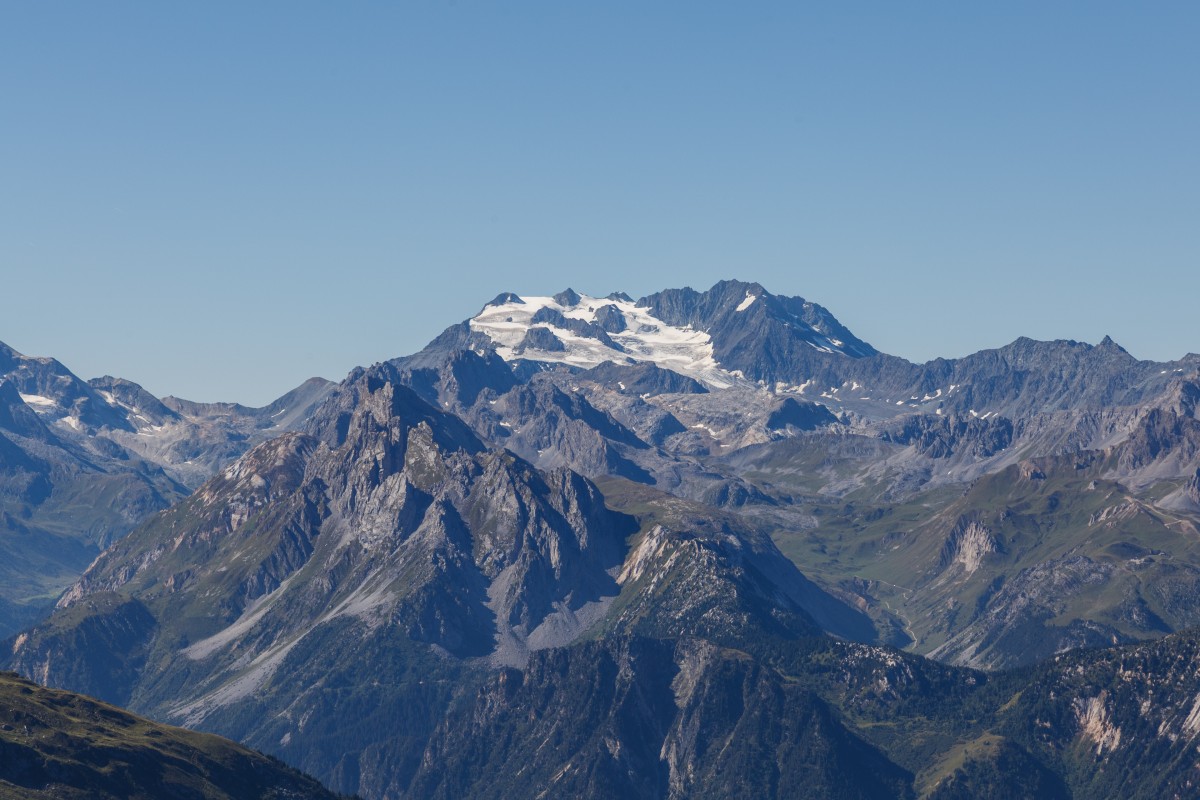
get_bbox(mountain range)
[5,279,1200,798]
[0,338,334,637]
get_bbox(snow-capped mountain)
[466,280,876,391]
[471,289,742,388]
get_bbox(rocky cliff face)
[409,637,915,800]
[881,413,1013,459]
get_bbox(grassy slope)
[728,438,1200,658]
[0,671,341,800]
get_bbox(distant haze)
[2,3,1196,405]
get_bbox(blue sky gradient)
[2,2,1197,404]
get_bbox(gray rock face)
[880,412,1013,459]
[592,303,627,333]
[577,362,708,396]
[513,326,566,354]
[408,638,915,800]
[1116,407,1200,474]
[482,378,655,482]
[0,378,54,443]
[530,306,625,351]
[89,376,180,427]
[642,280,876,353]
[765,396,841,432]
[552,287,582,307]
[395,347,519,412]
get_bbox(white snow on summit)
[470,293,749,389]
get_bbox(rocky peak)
[0,342,132,433]
[635,280,878,387]
[514,326,566,354]
[398,347,518,412]
[485,291,524,308]
[0,340,22,373]
[592,303,627,333]
[553,288,582,307]
[308,365,484,455]
[89,375,180,427]
[997,336,1138,372]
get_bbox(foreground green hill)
[0,671,341,800]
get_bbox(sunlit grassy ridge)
[0,671,341,800]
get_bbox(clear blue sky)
[2,2,1197,405]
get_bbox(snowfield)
[470,293,750,389]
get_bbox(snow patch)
[689,423,720,439]
[735,292,757,312]
[18,393,56,408]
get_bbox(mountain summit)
[465,279,876,390]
